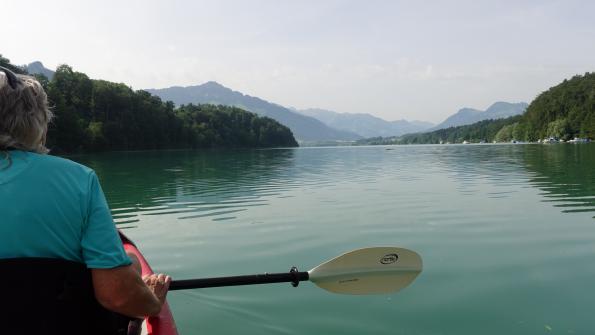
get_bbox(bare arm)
[92,265,170,318]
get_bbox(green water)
[73,144,595,335]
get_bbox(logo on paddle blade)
[380,253,398,264]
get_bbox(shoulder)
[34,153,95,176]
[25,152,98,187]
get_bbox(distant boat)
[462,140,470,144]
[568,137,590,143]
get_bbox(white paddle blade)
[308,247,422,295]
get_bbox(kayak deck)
[120,233,179,335]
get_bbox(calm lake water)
[73,144,595,335]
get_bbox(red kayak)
[120,232,179,335]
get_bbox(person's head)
[0,67,53,154]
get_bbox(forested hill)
[357,116,522,145]
[0,55,298,152]
[357,72,594,145]
[516,72,595,141]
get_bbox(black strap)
[0,65,20,89]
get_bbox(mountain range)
[145,82,361,142]
[430,102,528,131]
[144,84,527,141]
[297,108,434,138]
[25,60,528,142]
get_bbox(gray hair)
[0,71,53,154]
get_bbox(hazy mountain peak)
[26,61,55,80]
[456,107,482,115]
[431,101,528,130]
[298,108,434,138]
[145,84,361,142]
[485,101,529,113]
[29,61,44,67]
[202,81,228,89]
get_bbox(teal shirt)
[0,150,131,268]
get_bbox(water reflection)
[71,144,595,226]
[429,144,527,195]
[72,149,298,225]
[522,144,595,217]
[420,144,595,218]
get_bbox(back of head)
[0,67,53,154]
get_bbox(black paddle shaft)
[168,268,310,291]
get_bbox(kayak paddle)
[169,247,422,295]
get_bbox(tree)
[0,54,27,74]
[1,56,299,152]
[546,119,569,139]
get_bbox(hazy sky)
[2,0,594,123]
